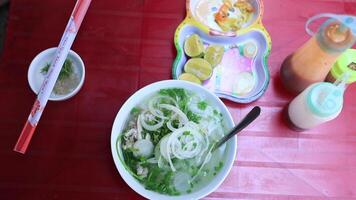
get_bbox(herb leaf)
[187,110,201,123]
[41,59,73,81]
[197,101,208,110]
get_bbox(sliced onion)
[185,121,200,130]
[148,96,177,119]
[162,125,207,171]
[149,107,167,119]
[137,116,143,140]
[159,104,188,124]
[158,156,165,168]
[166,141,176,171]
[166,114,185,132]
[159,133,176,171]
[159,134,170,160]
[171,129,204,159]
[166,119,177,132]
[140,112,164,131]
[148,102,167,119]
[146,157,158,164]
[145,133,151,140]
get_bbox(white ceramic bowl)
[28,47,85,101]
[111,80,237,200]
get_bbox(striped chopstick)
[14,0,92,154]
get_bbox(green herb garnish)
[197,101,208,110]
[183,131,190,136]
[130,107,141,115]
[159,88,188,112]
[41,59,73,81]
[214,161,224,172]
[187,110,201,123]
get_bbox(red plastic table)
[0,0,355,199]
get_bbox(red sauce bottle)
[280,19,355,94]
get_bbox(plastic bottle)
[280,14,356,94]
[325,49,356,84]
[286,76,347,131]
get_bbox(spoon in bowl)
[213,106,261,151]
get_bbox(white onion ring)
[158,156,165,168]
[146,157,158,164]
[161,125,207,171]
[148,96,177,119]
[140,112,164,131]
[159,104,188,124]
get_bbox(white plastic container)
[287,81,345,130]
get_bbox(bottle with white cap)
[286,74,347,131]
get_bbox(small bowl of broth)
[28,47,85,101]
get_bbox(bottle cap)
[305,14,356,54]
[307,82,344,117]
[330,49,356,84]
[316,19,355,53]
[306,14,356,36]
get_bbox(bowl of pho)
[111,80,236,200]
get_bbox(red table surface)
[0,0,356,199]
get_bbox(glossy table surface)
[0,0,355,199]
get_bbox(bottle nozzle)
[333,72,350,91]
[317,73,348,106]
[327,23,349,43]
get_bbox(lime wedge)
[178,73,202,85]
[233,71,255,95]
[204,45,225,67]
[184,34,204,58]
[184,58,212,81]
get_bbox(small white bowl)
[28,47,85,101]
[111,80,237,200]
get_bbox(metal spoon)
[213,106,261,151]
